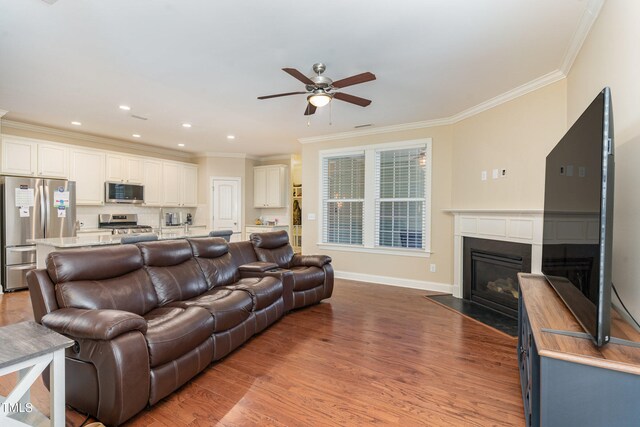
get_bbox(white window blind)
[322,153,365,245]
[375,147,427,249]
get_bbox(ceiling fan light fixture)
[308,91,332,108]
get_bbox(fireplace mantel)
[446,209,543,298]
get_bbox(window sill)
[316,243,432,258]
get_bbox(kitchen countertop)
[30,230,213,248]
[246,224,289,228]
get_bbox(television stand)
[541,328,640,348]
[518,273,640,427]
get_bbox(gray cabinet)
[518,274,640,427]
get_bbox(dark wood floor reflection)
[0,280,524,426]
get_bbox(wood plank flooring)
[0,280,524,426]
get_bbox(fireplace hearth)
[463,237,531,318]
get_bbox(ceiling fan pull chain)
[329,100,333,126]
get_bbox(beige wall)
[452,80,567,209]
[196,155,256,231]
[566,0,640,319]
[301,126,454,286]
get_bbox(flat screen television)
[542,87,614,347]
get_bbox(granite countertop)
[246,224,289,228]
[30,230,213,248]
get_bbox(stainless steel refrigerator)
[0,176,76,291]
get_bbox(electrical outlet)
[307,213,316,221]
[429,264,436,273]
[492,169,499,179]
[579,166,586,178]
[481,170,487,181]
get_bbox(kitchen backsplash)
[77,205,197,229]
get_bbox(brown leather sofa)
[26,234,332,426]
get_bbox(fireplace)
[463,237,532,318]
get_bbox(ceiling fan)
[258,63,376,116]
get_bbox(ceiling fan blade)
[257,91,307,100]
[304,103,317,116]
[282,68,315,85]
[333,92,372,107]
[332,72,376,89]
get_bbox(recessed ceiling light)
[119,105,131,111]
[178,143,185,147]
[182,123,192,128]
[227,135,236,140]
[71,121,81,126]
[132,134,141,138]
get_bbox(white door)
[212,178,241,236]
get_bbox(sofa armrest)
[42,308,147,341]
[238,261,280,272]
[291,254,332,268]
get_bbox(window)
[320,139,432,256]
[322,153,365,245]
[376,147,426,249]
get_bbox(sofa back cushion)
[138,240,208,305]
[47,245,158,315]
[188,237,239,288]
[250,231,294,268]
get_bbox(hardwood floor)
[0,280,524,426]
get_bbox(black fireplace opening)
[463,237,532,318]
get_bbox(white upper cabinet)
[162,162,198,207]
[69,148,105,205]
[105,154,144,184]
[254,165,287,208]
[181,164,198,207]
[2,136,69,178]
[37,143,69,178]
[1,136,197,207]
[143,159,163,206]
[162,162,181,207]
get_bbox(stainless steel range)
[98,214,153,235]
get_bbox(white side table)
[0,321,73,426]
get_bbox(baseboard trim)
[335,270,453,294]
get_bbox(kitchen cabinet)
[37,143,69,178]
[2,137,68,178]
[181,164,198,207]
[143,159,163,206]
[162,162,198,207]
[254,165,287,208]
[70,148,105,205]
[105,154,143,184]
[162,162,181,207]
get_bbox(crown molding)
[448,69,567,124]
[299,69,566,144]
[196,151,261,160]
[298,117,454,144]
[259,154,292,161]
[1,119,193,159]
[560,0,605,75]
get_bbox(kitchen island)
[30,230,213,269]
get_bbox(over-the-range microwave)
[105,182,145,204]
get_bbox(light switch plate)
[307,213,316,221]
[481,171,487,181]
[492,169,499,179]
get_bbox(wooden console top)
[519,273,640,375]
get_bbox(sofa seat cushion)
[171,289,253,333]
[290,266,325,291]
[222,276,283,310]
[143,306,213,368]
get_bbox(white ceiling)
[0,0,599,157]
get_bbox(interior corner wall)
[301,126,454,287]
[566,0,640,321]
[451,79,567,209]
